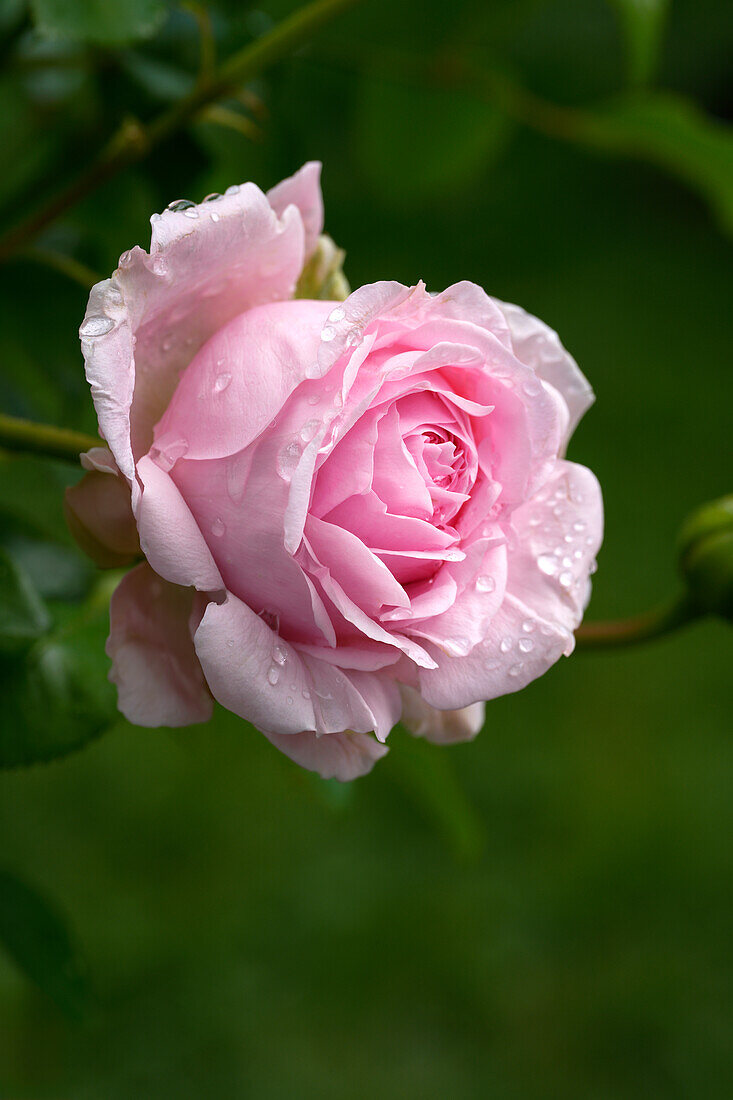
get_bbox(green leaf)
[609,0,670,86]
[0,548,51,653]
[0,869,89,1018]
[577,92,733,236]
[357,75,508,206]
[30,0,169,46]
[0,599,116,768]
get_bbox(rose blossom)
[67,163,603,780]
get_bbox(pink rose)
[68,163,603,780]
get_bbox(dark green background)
[0,0,731,1096]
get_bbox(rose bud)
[72,163,603,780]
[678,495,733,621]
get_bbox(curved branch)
[0,0,361,263]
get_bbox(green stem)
[0,414,98,464]
[575,593,700,650]
[0,0,361,263]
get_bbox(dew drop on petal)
[559,571,573,588]
[214,372,231,394]
[499,636,513,653]
[573,521,586,532]
[518,637,534,653]
[476,574,496,593]
[267,666,279,686]
[276,440,302,482]
[522,619,536,633]
[80,315,115,338]
[300,418,320,443]
[508,663,524,677]
[211,517,226,538]
[321,326,336,343]
[537,554,557,576]
[272,643,287,666]
[328,307,345,323]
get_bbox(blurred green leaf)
[0,547,51,652]
[2,535,92,601]
[579,92,733,235]
[0,868,89,1018]
[0,455,75,543]
[0,597,116,767]
[609,0,670,86]
[388,728,485,860]
[30,0,169,46]
[357,75,508,206]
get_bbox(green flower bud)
[678,495,733,621]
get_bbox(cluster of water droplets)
[528,479,596,590]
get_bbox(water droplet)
[276,440,302,482]
[210,212,220,222]
[522,619,536,633]
[150,438,188,471]
[528,515,542,527]
[286,695,293,705]
[573,549,583,561]
[476,574,496,593]
[225,184,240,195]
[589,559,598,575]
[272,643,287,666]
[328,307,345,323]
[485,659,501,671]
[301,689,311,700]
[267,666,279,686]
[211,517,226,538]
[518,637,534,653]
[559,571,573,588]
[564,534,574,543]
[80,315,114,338]
[167,199,197,215]
[204,192,222,202]
[226,639,235,648]
[300,418,320,443]
[321,325,335,343]
[573,521,586,532]
[307,394,319,406]
[508,663,524,677]
[214,372,231,394]
[119,249,133,268]
[499,636,513,653]
[345,328,362,347]
[537,554,557,576]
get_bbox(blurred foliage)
[0,869,89,1019]
[0,0,731,1096]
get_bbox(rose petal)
[261,728,388,781]
[400,685,485,744]
[497,299,594,441]
[267,161,324,259]
[107,563,212,727]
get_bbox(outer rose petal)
[107,564,213,727]
[81,179,309,482]
[400,686,485,745]
[261,728,388,781]
[267,161,324,260]
[135,455,223,592]
[497,300,594,440]
[65,457,139,568]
